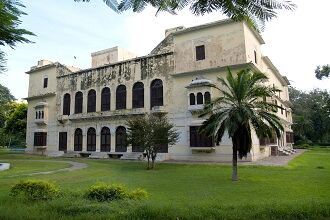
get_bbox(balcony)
[188,104,204,113]
[35,118,47,125]
[151,106,167,114]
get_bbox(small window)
[132,82,144,108]
[150,79,163,109]
[190,126,213,147]
[87,127,96,151]
[254,50,257,64]
[43,78,48,88]
[197,92,203,105]
[196,45,205,61]
[87,89,96,113]
[41,111,44,119]
[101,87,111,111]
[74,128,83,151]
[63,93,71,115]
[204,92,211,104]
[116,85,127,110]
[59,132,67,151]
[189,93,195,105]
[34,132,47,146]
[35,112,38,119]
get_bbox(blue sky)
[1,0,329,100]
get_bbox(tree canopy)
[126,114,179,169]
[0,0,34,73]
[75,0,296,31]
[315,64,330,80]
[289,87,330,144]
[200,68,283,181]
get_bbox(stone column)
[95,125,101,152]
[82,127,87,152]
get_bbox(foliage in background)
[200,68,283,181]
[0,83,26,147]
[10,180,60,201]
[289,87,330,144]
[0,0,35,74]
[126,114,179,169]
[315,64,330,80]
[75,0,296,31]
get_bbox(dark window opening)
[197,92,203,105]
[101,127,111,152]
[87,127,96,151]
[196,45,205,61]
[101,87,111,111]
[63,93,71,115]
[189,93,195,105]
[190,126,213,147]
[38,111,41,119]
[132,82,144,108]
[41,111,44,119]
[204,92,211,104]
[34,132,47,146]
[59,132,67,151]
[43,78,48,88]
[115,126,127,152]
[74,128,83,151]
[87,90,96,113]
[150,79,163,109]
[75,91,83,114]
[116,85,127,110]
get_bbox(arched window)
[101,127,111,152]
[116,85,126,110]
[35,112,38,119]
[101,87,111,111]
[189,93,195,105]
[87,127,96,151]
[115,126,127,152]
[63,93,71,115]
[150,79,163,108]
[132,82,144,108]
[74,128,83,151]
[75,91,83,114]
[38,111,41,119]
[197,92,203,105]
[41,111,44,119]
[87,89,96,113]
[204,92,211,104]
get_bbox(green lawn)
[0,148,329,220]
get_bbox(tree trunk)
[232,142,238,181]
[151,152,156,169]
[146,151,151,170]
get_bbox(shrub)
[85,183,148,202]
[128,188,148,200]
[10,180,60,201]
[85,183,128,202]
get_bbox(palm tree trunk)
[232,143,238,181]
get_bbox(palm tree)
[75,0,296,31]
[199,68,283,181]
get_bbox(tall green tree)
[0,0,35,73]
[200,68,283,181]
[315,64,330,80]
[289,87,330,143]
[75,0,296,30]
[126,114,179,169]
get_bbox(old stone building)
[25,19,294,161]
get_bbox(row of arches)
[73,126,127,152]
[189,92,211,105]
[63,79,163,115]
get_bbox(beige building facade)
[25,19,294,161]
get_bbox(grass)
[0,148,329,219]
